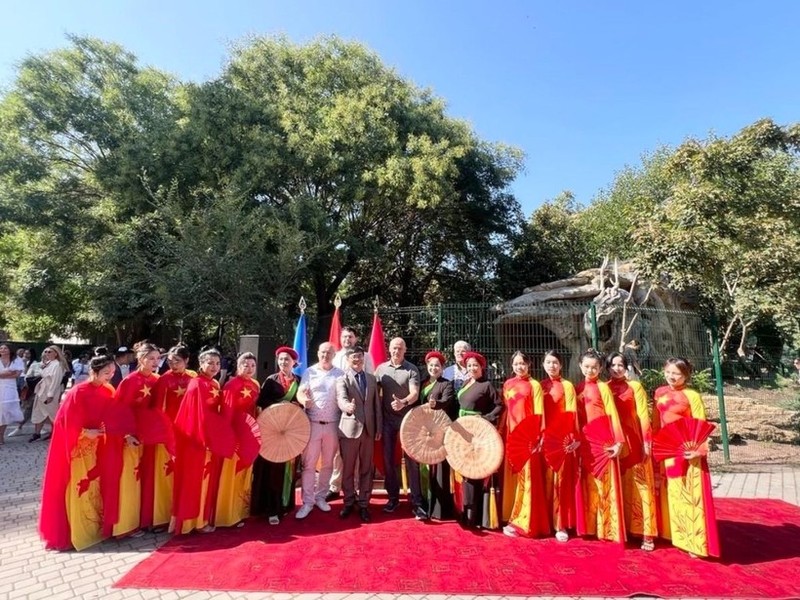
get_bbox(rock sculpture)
[495,259,707,378]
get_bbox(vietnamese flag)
[328,304,342,351]
[367,311,387,367]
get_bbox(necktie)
[356,371,366,396]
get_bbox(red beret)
[425,351,446,365]
[464,351,487,370]
[275,346,298,361]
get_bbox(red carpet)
[116,498,800,598]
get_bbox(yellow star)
[140,385,152,398]
[210,386,220,398]
[241,387,253,399]
[503,387,516,401]
[174,385,186,397]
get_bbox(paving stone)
[1,428,798,600]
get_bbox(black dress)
[250,372,300,519]
[420,377,456,519]
[456,378,504,529]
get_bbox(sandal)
[641,539,655,552]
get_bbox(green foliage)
[497,191,593,298]
[639,367,714,395]
[639,369,666,395]
[0,34,523,344]
[633,119,800,351]
[576,148,675,260]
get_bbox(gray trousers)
[339,431,375,508]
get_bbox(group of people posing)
[34,330,719,560]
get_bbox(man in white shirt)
[333,327,375,373]
[71,352,91,385]
[296,342,344,519]
[442,340,471,392]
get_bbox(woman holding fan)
[540,350,581,542]
[453,351,503,530]
[606,351,657,551]
[171,348,234,534]
[39,353,137,550]
[652,357,720,558]
[419,351,455,520]
[114,341,165,533]
[575,348,625,545]
[215,352,261,527]
[501,351,550,538]
[251,346,301,525]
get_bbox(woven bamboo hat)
[257,402,311,462]
[444,415,504,479]
[400,405,453,465]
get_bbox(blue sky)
[2,0,798,216]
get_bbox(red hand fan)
[618,422,644,472]
[204,411,237,458]
[506,414,543,473]
[581,415,617,478]
[233,413,261,472]
[542,412,579,472]
[135,408,176,455]
[652,417,715,462]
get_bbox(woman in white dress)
[0,343,26,444]
[29,345,67,442]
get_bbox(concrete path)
[1,428,797,600]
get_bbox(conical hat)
[444,415,504,479]
[257,402,311,462]
[400,405,453,465]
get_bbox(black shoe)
[359,508,371,523]
[339,505,354,519]
[412,506,429,521]
[325,490,340,502]
[28,433,41,443]
[382,499,399,513]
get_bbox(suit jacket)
[336,369,382,439]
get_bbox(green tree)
[198,36,524,323]
[634,119,800,352]
[497,191,593,298]
[0,35,182,340]
[576,148,675,260]
[1,35,523,344]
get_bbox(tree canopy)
[0,35,523,347]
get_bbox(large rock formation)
[494,260,707,378]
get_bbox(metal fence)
[312,300,799,469]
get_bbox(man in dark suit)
[110,346,130,388]
[335,346,382,523]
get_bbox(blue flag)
[292,313,308,376]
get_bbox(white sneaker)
[555,530,569,542]
[295,504,313,519]
[7,426,22,437]
[503,525,519,537]
[314,498,331,512]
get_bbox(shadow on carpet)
[115,497,800,598]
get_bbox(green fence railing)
[296,299,799,468]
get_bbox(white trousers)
[300,422,339,506]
